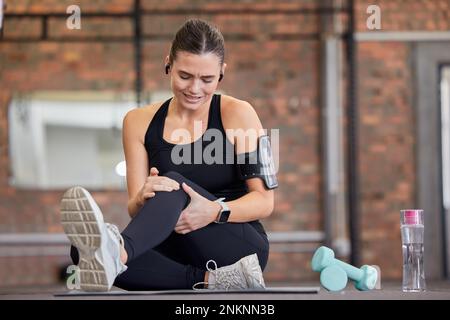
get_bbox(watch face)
[219,210,231,223]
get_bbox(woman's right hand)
[135,167,180,206]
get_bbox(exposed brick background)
[358,41,416,278]
[356,0,450,32]
[0,0,448,287]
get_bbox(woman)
[61,18,277,291]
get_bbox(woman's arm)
[173,98,275,234]
[122,108,151,218]
[123,105,181,218]
[221,98,275,222]
[223,180,274,222]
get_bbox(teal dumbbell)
[311,246,378,291]
[319,265,348,292]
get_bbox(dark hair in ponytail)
[169,19,225,66]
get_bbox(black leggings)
[70,171,270,290]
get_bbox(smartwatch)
[214,198,230,224]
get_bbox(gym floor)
[1,281,450,300]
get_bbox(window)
[440,64,450,277]
[8,92,154,190]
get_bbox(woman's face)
[169,51,223,111]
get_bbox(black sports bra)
[143,94,266,234]
[144,94,248,199]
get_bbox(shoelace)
[192,259,247,290]
[105,223,124,246]
[192,259,217,290]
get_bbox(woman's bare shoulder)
[125,101,164,120]
[220,94,261,130]
[123,102,165,141]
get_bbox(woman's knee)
[164,171,186,183]
[164,171,216,201]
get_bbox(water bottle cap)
[402,209,423,225]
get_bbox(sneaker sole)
[60,186,109,291]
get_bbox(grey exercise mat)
[55,287,320,296]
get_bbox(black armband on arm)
[236,135,278,189]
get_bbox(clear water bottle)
[400,209,426,292]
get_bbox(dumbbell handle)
[334,259,363,281]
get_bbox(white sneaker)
[60,186,128,291]
[193,253,266,290]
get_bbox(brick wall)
[353,0,450,279]
[0,0,324,287]
[357,41,416,278]
[356,0,450,31]
[0,0,448,287]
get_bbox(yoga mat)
[55,286,320,296]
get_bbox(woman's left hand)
[174,182,221,234]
